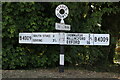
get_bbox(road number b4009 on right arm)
[94,37,108,42]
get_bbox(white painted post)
[55,4,69,72]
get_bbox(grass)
[63,63,120,74]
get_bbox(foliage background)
[2,2,120,69]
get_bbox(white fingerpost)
[55,4,69,72]
[18,4,110,73]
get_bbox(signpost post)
[55,4,69,72]
[19,4,110,73]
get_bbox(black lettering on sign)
[57,13,62,19]
[53,39,57,42]
[79,36,85,40]
[95,37,97,42]
[67,40,80,44]
[33,34,42,37]
[65,26,69,29]
[74,40,80,44]
[20,36,22,40]
[87,41,90,44]
[57,8,60,11]
[39,39,42,42]
[20,36,31,40]
[70,40,72,44]
[95,37,108,42]
[38,35,42,37]
[98,37,102,42]
[33,35,37,37]
[66,40,68,44]
[33,39,42,42]
[83,37,86,40]
[106,37,108,42]
[67,35,82,44]
[43,35,50,37]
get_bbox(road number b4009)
[19,36,32,40]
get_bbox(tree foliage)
[2,2,120,69]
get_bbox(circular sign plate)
[55,4,69,20]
